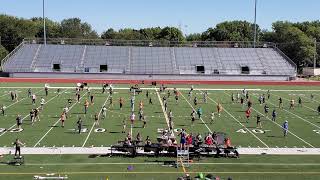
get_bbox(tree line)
[0,14,319,69]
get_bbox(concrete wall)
[302,68,320,76]
[10,72,292,81]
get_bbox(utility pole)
[43,0,47,45]
[253,0,257,48]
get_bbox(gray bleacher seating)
[130,47,174,74]
[84,46,129,73]
[2,44,296,77]
[4,44,40,72]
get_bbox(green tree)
[158,27,185,41]
[0,14,37,51]
[101,28,117,39]
[31,17,62,38]
[0,44,8,62]
[117,28,143,40]
[267,21,315,67]
[60,18,98,39]
[202,21,260,41]
[139,27,162,40]
[201,28,216,41]
[186,33,202,41]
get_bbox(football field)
[0,82,320,179]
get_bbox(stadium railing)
[0,41,25,71]
[23,38,277,49]
[272,45,297,75]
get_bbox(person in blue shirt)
[272,109,277,122]
[197,107,202,119]
[264,104,269,116]
[283,120,288,137]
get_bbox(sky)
[0,0,319,35]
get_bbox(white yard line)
[0,87,54,89]
[130,122,133,137]
[155,88,171,131]
[239,92,316,148]
[0,89,67,138]
[0,124,16,138]
[1,147,320,155]
[271,92,318,109]
[82,93,110,147]
[33,92,88,147]
[263,90,320,92]
[261,93,320,129]
[0,87,259,91]
[2,86,320,92]
[286,92,320,104]
[0,171,319,175]
[1,162,320,166]
[201,90,269,148]
[0,91,13,98]
[180,92,212,133]
[304,96,320,104]
[4,89,43,109]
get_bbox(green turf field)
[0,82,320,179]
[0,154,320,180]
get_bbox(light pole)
[43,0,47,45]
[314,38,317,69]
[253,0,257,48]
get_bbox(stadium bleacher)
[1,40,296,80]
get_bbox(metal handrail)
[0,41,25,71]
[272,45,297,74]
[23,38,277,48]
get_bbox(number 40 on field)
[236,129,266,134]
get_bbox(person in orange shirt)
[217,103,223,117]
[60,112,66,128]
[224,137,231,148]
[290,99,295,110]
[175,91,180,104]
[204,133,213,145]
[139,101,144,111]
[84,100,89,114]
[245,107,252,123]
[119,97,124,110]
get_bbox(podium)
[10,156,24,166]
[176,147,190,168]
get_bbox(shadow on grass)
[65,131,79,134]
[266,135,283,138]
[49,125,59,128]
[109,131,122,134]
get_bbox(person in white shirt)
[130,112,135,124]
[167,138,173,146]
[40,98,45,110]
[63,106,69,119]
[32,94,36,105]
[101,106,107,119]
